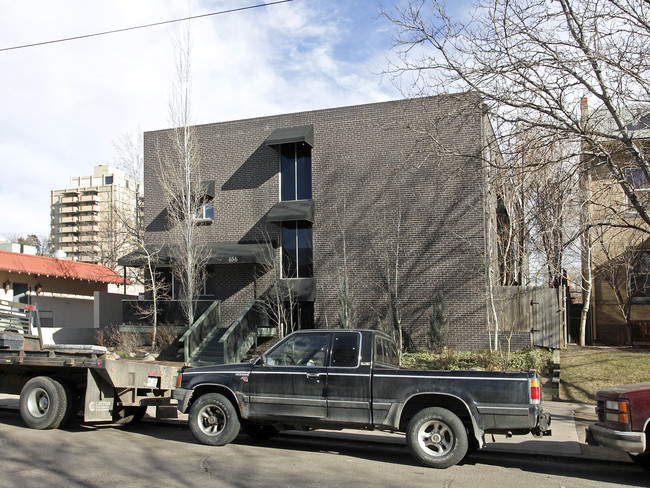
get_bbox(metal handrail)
[218,300,270,364]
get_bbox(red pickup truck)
[586,382,650,470]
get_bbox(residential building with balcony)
[50,165,142,266]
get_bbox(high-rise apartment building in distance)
[50,165,142,265]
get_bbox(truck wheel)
[19,376,68,430]
[189,393,240,446]
[407,407,468,469]
[242,423,279,440]
[60,387,82,427]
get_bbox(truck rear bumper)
[532,410,552,436]
[586,424,646,454]
[172,387,193,414]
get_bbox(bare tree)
[374,200,406,355]
[114,130,144,185]
[384,0,650,231]
[255,230,296,338]
[384,0,650,346]
[328,194,357,329]
[156,25,208,329]
[592,224,649,345]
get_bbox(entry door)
[325,331,371,424]
[247,332,330,420]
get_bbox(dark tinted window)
[330,333,360,368]
[280,142,311,201]
[296,142,312,200]
[282,221,312,278]
[280,144,296,201]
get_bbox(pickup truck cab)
[586,382,650,470]
[173,329,551,468]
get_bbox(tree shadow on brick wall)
[315,125,488,350]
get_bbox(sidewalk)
[0,394,632,463]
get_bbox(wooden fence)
[493,286,565,349]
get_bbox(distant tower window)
[105,175,114,185]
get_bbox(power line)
[0,0,293,53]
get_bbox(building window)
[625,167,650,190]
[280,142,311,201]
[282,221,313,278]
[195,202,214,220]
[105,175,114,185]
[630,250,650,298]
[624,167,650,213]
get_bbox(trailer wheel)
[189,393,240,446]
[19,376,68,430]
[60,387,82,427]
[407,407,468,469]
[113,406,148,425]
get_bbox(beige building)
[582,101,650,345]
[50,165,142,266]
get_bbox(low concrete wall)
[31,296,94,328]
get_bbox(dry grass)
[560,346,650,403]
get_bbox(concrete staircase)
[184,298,276,366]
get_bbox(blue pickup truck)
[173,329,551,468]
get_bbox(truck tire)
[189,393,240,446]
[19,376,69,430]
[242,423,279,440]
[407,407,468,469]
[60,387,82,427]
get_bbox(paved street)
[0,399,648,488]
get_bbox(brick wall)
[144,93,493,350]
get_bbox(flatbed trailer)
[0,299,181,429]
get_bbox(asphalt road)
[0,409,648,488]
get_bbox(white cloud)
[0,0,401,237]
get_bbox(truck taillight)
[530,378,540,404]
[605,400,630,424]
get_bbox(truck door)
[326,331,371,424]
[247,332,330,420]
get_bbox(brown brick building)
[139,93,500,351]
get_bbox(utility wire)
[0,0,293,53]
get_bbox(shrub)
[402,347,554,376]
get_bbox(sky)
[0,0,421,240]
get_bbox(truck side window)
[376,337,400,368]
[330,333,360,368]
